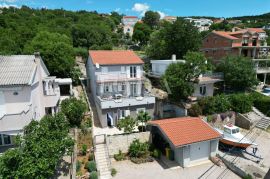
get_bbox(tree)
[146,18,201,59]
[117,116,137,133]
[217,56,258,91]
[142,11,160,29]
[136,111,151,131]
[61,97,87,127]
[132,22,152,46]
[24,31,75,78]
[0,113,74,179]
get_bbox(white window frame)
[130,66,137,78]
[200,85,207,96]
[0,134,11,146]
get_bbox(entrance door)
[107,112,114,127]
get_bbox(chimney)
[34,52,40,63]
[172,54,176,61]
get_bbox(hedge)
[251,92,270,117]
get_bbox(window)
[232,128,239,134]
[104,84,110,92]
[0,135,2,146]
[121,83,126,91]
[130,66,137,78]
[224,128,231,134]
[13,91,18,95]
[118,110,125,119]
[3,135,11,145]
[136,108,145,114]
[200,85,206,95]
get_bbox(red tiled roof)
[247,28,265,33]
[89,50,144,65]
[149,117,221,147]
[213,31,239,40]
[123,16,138,19]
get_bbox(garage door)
[190,141,210,164]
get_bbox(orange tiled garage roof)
[89,50,144,65]
[149,117,221,147]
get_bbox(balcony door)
[130,66,137,78]
[130,83,137,97]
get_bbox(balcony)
[197,72,224,84]
[96,92,155,109]
[96,72,143,83]
[255,67,270,74]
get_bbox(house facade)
[201,28,270,84]
[0,54,62,147]
[86,50,155,128]
[121,16,139,36]
[185,18,213,32]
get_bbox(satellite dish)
[96,63,100,69]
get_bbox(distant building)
[185,18,213,32]
[0,54,72,148]
[86,50,155,128]
[201,28,270,84]
[163,16,177,23]
[263,24,270,30]
[121,16,139,36]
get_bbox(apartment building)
[121,16,139,36]
[185,18,213,32]
[86,50,155,128]
[201,28,270,84]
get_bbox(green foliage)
[146,18,201,59]
[111,168,117,177]
[229,93,253,113]
[117,116,137,133]
[251,92,270,117]
[142,11,160,29]
[136,111,151,131]
[188,103,203,117]
[114,150,125,161]
[128,139,150,158]
[152,149,161,159]
[87,161,97,172]
[0,113,74,179]
[217,56,258,91]
[82,144,87,156]
[76,161,82,172]
[243,174,253,179]
[24,31,75,78]
[132,22,152,46]
[61,97,87,127]
[209,20,233,31]
[70,67,82,86]
[88,154,94,161]
[90,171,98,179]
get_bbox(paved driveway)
[112,160,240,179]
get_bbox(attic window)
[13,92,18,96]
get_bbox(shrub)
[117,116,137,133]
[81,144,87,156]
[87,161,96,172]
[152,149,161,159]
[76,161,81,172]
[188,103,202,117]
[251,92,270,117]
[129,139,150,158]
[90,171,98,179]
[85,117,92,128]
[88,154,94,161]
[114,150,125,161]
[130,156,154,164]
[111,168,117,177]
[228,93,253,113]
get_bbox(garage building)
[149,117,221,167]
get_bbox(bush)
[129,139,150,158]
[76,161,81,172]
[111,168,117,177]
[90,171,98,179]
[87,161,96,172]
[61,97,86,127]
[85,117,92,128]
[229,93,253,113]
[152,149,161,159]
[81,144,87,156]
[114,150,125,161]
[188,103,202,117]
[251,92,270,117]
[130,156,154,164]
[88,154,94,161]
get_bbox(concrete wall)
[107,132,150,156]
[193,83,214,98]
[235,113,252,130]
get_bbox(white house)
[149,117,221,167]
[86,50,155,128]
[0,54,68,148]
[184,18,213,32]
[121,16,139,36]
[149,56,223,98]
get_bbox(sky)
[0,0,270,18]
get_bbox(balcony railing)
[255,67,270,74]
[201,72,224,79]
[96,72,143,83]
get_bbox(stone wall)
[235,113,252,130]
[107,132,151,156]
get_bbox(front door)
[107,112,114,127]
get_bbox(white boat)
[215,124,256,150]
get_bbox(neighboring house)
[163,16,177,23]
[185,18,213,32]
[149,117,221,167]
[263,24,270,30]
[149,56,223,98]
[86,50,155,128]
[0,54,65,148]
[201,28,270,84]
[121,16,139,36]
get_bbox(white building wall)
[193,83,214,98]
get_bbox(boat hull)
[220,139,252,150]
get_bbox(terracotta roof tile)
[149,117,221,147]
[89,50,144,65]
[247,28,265,33]
[213,31,239,40]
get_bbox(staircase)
[94,135,111,179]
[256,117,270,130]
